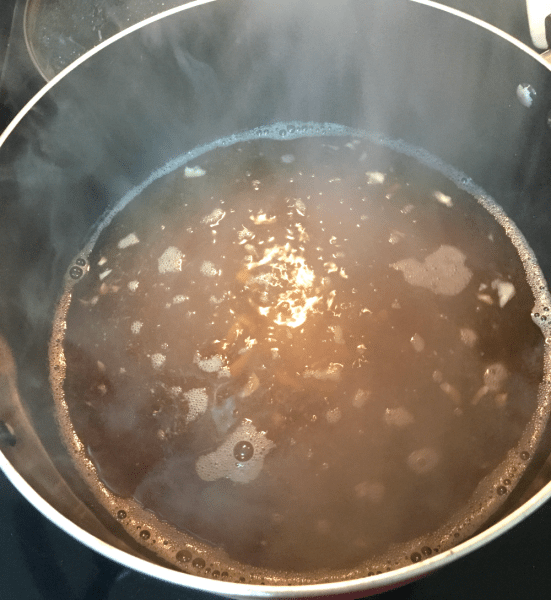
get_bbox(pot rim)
[2,1,551,597]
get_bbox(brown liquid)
[50,128,551,584]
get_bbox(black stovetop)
[1,1,551,599]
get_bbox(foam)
[391,245,472,296]
[158,246,184,274]
[195,420,275,484]
[193,351,223,373]
[118,232,140,249]
[151,353,166,369]
[183,388,209,424]
[200,260,218,277]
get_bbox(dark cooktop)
[1,1,551,599]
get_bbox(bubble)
[516,84,536,108]
[140,529,151,540]
[503,479,511,485]
[116,510,127,520]
[421,546,432,557]
[75,258,86,266]
[192,557,206,569]
[520,451,530,460]
[407,447,439,474]
[176,549,192,563]
[196,421,275,483]
[496,485,508,496]
[233,440,254,462]
[278,129,286,137]
[212,570,220,578]
[69,266,84,280]
[410,552,422,563]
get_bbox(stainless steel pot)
[2,1,551,597]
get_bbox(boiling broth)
[50,123,551,584]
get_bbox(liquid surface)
[50,124,551,584]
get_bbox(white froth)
[325,407,342,424]
[194,351,223,373]
[460,328,477,347]
[281,154,295,163]
[183,388,209,423]
[131,321,143,334]
[184,165,206,178]
[173,295,188,304]
[117,232,140,249]
[195,421,275,483]
[352,389,369,408]
[158,247,183,274]
[200,260,218,277]
[384,407,414,427]
[391,245,472,296]
[151,353,166,369]
[127,280,139,291]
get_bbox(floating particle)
[352,389,370,408]
[194,352,223,373]
[391,245,472,296]
[325,407,342,424]
[200,260,218,277]
[158,247,184,273]
[410,333,425,352]
[433,191,453,207]
[384,407,414,427]
[151,354,166,369]
[491,279,516,307]
[117,232,140,249]
[201,208,226,226]
[183,388,209,423]
[184,166,206,178]
[459,328,477,347]
[195,421,275,484]
[366,171,385,184]
[131,321,143,334]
